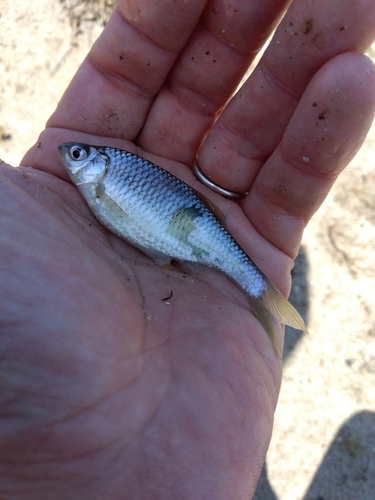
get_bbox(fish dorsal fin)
[193,189,227,228]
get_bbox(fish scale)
[58,142,307,357]
[101,147,267,297]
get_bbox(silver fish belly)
[58,142,307,355]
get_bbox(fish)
[58,142,307,356]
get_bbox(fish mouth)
[57,143,67,158]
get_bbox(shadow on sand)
[254,248,374,500]
[255,410,375,500]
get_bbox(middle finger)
[137,0,289,165]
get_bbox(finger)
[44,0,206,139]
[23,0,207,174]
[242,53,375,258]
[137,0,289,165]
[22,0,287,174]
[197,0,375,193]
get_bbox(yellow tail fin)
[248,282,308,358]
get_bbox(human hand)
[1,0,375,498]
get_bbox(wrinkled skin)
[1,0,374,498]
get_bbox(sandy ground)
[1,1,374,499]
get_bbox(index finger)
[47,0,207,139]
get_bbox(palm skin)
[0,160,278,499]
[1,0,374,498]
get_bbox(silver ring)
[193,161,247,201]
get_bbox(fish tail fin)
[248,295,282,358]
[248,282,308,359]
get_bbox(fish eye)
[69,145,88,161]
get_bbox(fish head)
[58,142,108,185]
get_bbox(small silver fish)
[58,142,307,355]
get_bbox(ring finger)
[196,0,375,194]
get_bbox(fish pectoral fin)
[248,282,308,359]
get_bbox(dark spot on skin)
[119,53,124,61]
[213,59,216,63]
[303,19,313,34]
[318,109,328,120]
[206,50,210,55]
[340,26,347,31]
[312,102,317,107]
[37,141,42,148]
[191,57,194,60]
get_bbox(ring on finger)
[193,161,247,201]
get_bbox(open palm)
[1,0,374,498]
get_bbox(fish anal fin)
[133,244,172,267]
[248,295,282,358]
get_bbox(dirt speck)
[303,18,313,35]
